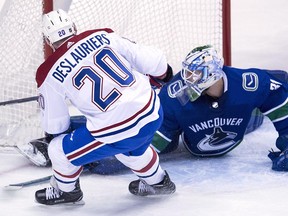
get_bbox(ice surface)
[1,118,288,216]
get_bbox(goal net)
[0,0,230,149]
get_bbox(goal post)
[0,0,231,149]
[43,0,54,60]
[222,0,231,66]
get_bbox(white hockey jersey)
[36,28,167,143]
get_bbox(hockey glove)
[149,64,173,89]
[268,149,288,171]
[268,134,288,171]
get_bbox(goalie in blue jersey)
[152,45,288,171]
[19,45,288,173]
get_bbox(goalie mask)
[42,9,76,49]
[179,45,224,102]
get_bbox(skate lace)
[46,187,62,200]
[138,180,155,194]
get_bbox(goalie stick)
[0,96,38,106]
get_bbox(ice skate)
[129,171,176,196]
[35,179,83,205]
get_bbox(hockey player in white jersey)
[34,9,175,205]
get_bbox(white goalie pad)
[17,138,50,167]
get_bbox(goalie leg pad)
[17,137,51,167]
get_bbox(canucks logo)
[242,72,258,91]
[197,126,237,152]
[167,80,184,98]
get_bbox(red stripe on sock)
[53,166,83,178]
[133,147,158,173]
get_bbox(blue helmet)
[181,45,224,102]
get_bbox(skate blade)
[65,200,85,206]
[34,200,85,206]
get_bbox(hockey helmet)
[42,9,76,48]
[181,45,224,102]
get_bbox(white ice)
[1,118,287,216]
[1,0,288,215]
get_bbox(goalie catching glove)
[268,134,288,171]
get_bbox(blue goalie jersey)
[153,66,288,156]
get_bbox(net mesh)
[0,1,44,148]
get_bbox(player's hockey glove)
[149,64,173,89]
[268,134,288,171]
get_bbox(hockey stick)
[0,96,38,106]
[4,164,96,190]
[4,175,52,190]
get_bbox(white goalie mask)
[180,45,224,102]
[42,9,76,48]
